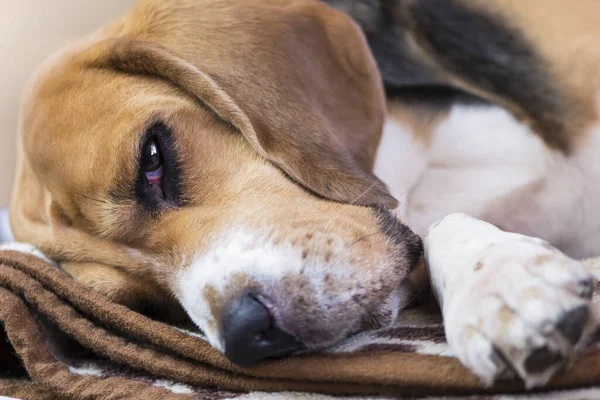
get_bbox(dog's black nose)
[224,294,301,367]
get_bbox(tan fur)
[386,100,449,147]
[9,0,418,328]
[470,0,600,147]
[12,0,598,360]
[388,0,600,149]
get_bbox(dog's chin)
[357,281,410,333]
[179,274,412,365]
[299,283,410,353]
[289,291,404,356]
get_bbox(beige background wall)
[0,0,136,207]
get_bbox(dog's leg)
[60,261,188,323]
[424,213,597,388]
[61,261,152,304]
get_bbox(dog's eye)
[135,122,181,211]
[142,137,163,184]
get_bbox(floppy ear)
[82,0,396,207]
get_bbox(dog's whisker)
[314,181,386,258]
[318,179,380,239]
[292,198,302,229]
[346,231,381,249]
[76,192,111,205]
[347,179,379,206]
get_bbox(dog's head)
[10,0,422,366]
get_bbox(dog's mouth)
[217,279,408,367]
[176,207,423,367]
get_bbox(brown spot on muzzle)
[203,285,222,333]
[276,207,422,342]
[273,274,333,346]
[201,208,422,350]
[534,254,553,265]
[270,268,396,348]
[203,273,264,334]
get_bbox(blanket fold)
[1,250,599,400]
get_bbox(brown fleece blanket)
[1,250,600,400]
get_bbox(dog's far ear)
[86,0,396,207]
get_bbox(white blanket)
[0,208,13,243]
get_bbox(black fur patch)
[323,0,446,89]
[372,206,423,272]
[386,85,487,110]
[323,0,571,152]
[406,0,569,151]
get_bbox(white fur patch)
[177,225,385,352]
[177,229,308,350]
[374,119,428,218]
[425,213,595,388]
[402,105,548,236]
[377,103,600,258]
[177,227,359,351]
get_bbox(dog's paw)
[424,213,596,388]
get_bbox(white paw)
[0,241,57,266]
[425,214,595,388]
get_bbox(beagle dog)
[5,0,598,389]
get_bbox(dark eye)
[135,122,181,211]
[143,138,162,171]
[142,137,163,184]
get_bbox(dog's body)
[5,0,599,389]
[325,0,600,259]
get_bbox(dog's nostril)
[223,294,301,367]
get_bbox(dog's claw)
[556,306,589,345]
